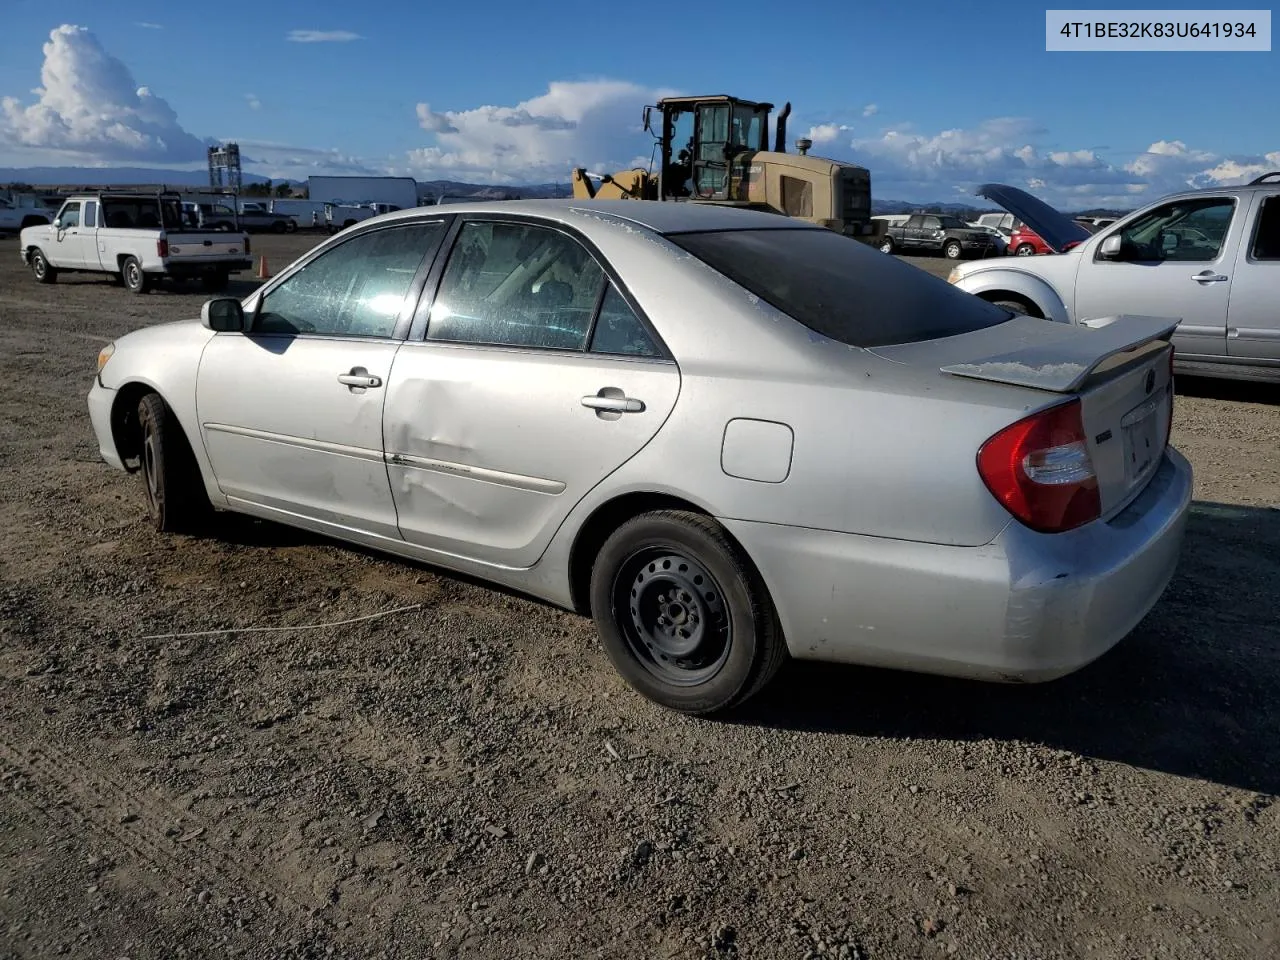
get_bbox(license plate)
[1121,397,1161,484]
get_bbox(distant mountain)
[0,166,282,187]
[416,179,570,200]
[873,198,986,215]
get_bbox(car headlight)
[97,342,116,372]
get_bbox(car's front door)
[51,200,92,268]
[1227,192,1280,363]
[1074,194,1241,360]
[195,219,448,538]
[901,215,924,249]
[382,217,680,568]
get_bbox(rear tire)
[29,248,57,284]
[137,393,212,534]
[121,256,149,294]
[944,239,963,259]
[589,510,788,715]
[1015,243,1035,256]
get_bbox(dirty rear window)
[667,228,1012,348]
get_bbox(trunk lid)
[871,314,1177,518]
[973,183,1092,253]
[164,231,248,262]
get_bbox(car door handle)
[581,395,644,413]
[1190,272,1228,283]
[337,372,382,388]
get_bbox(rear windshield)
[666,228,1012,348]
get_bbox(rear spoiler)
[940,315,1179,393]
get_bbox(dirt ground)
[1,233,1277,960]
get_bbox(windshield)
[667,228,1012,348]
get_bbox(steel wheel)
[30,249,56,284]
[616,549,733,686]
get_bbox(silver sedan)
[87,199,1192,714]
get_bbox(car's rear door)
[195,218,449,538]
[382,216,680,568]
[1226,191,1280,363]
[1073,194,1242,361]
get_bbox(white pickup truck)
[20,193,253,294]
[323,201,405,232]
[0,195,53,234]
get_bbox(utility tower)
[208,143,243,193]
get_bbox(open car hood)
[974,183,1092,253]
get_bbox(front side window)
[427,221,605,350]
[667,227,1011,348]
[1250,195,1280,260]
[1111,196,1235,262]
[255,222,443,337]
[58,202,81,228]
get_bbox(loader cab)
[648,96,773,202]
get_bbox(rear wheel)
[943,239,963,259]
[1015,243,1035,256]
[121,256,149,294]
[589,510,787,715]
[29,248,57,284]
[136,393,212,534]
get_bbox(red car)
[1009,221,1084,256]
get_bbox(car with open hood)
[947,177,1280,383]
[87,199,1191,714]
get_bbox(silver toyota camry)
[87,199,1192,714]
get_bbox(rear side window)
[1250,196,1280,260]
[666,228,1012,348]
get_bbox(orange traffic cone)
[256,255,271,280]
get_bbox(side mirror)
[1098,234,1123,259]
[201,297,245,332]
[642,105,653,134]
[52,217,62,229]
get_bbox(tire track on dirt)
[0,703,343,944]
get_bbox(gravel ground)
[1,234,1277,960]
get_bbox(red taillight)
[156,237,168,258]
[977,398,1101,533]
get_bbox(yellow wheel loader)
[570,94,886,246]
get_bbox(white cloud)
[806,123,850,145]
[246,93,262,111]
[862,103,878,117]
[135,21,163,30]
[0,24,208,163]
[407,79,678,182]
[286,29,363,43]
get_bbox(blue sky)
[0,0,1275,206]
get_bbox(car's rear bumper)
[162,258,253,277]
[87,379,125,471]
[722,446,1192,682]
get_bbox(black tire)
[270,220,286,234]
[137,393,212,534]
[878,237,895,255]
[29,248,57,284]
[589,510,788,715]
[285,220,297,233]
[1014,243,1035,256]
[201,271,230,293]
[943,239,963,259]
[991,298,1033,317]
[121,256,149,294]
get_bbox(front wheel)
[137,393,212,533]
[121,256,149,294]
[879,237,895,255]
[589,510,787,715]
[285,220,297,233]
[943,239,963,259]
[29,248,57,284]
[271,220,286,234]
[1015,243,1035,256]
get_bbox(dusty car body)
[86,200,1191,713]
[950,178,1280,383]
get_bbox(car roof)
[367,198,822,236]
